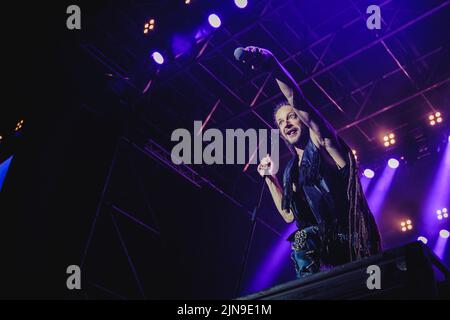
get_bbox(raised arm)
[242,46,348,169]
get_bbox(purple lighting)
[433,235,448,259]
[360,175,373,192]
[367,163,398,218]
[152,51,164,64]
[422,136,450,234]
[247,223,297,294]
[234,0,248,9]
[363,169,375,179]
[417,236,428,244]
[388,158,399,169]
[208,14,221,28]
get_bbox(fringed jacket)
[282,137,382,261]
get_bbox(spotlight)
[352,149,357,160]
[185,0,191,4]
[401,219,413,232]
[436,208,448,220]
[363,169,375,179]
[15,119,24,132]
[234,0,248,8]
[208,14,221,28]
[417,236,428,244]
[144,18,156,34]
[388,158,399,169]
[152,51,164,65]
[429,111,443,126]
[439,229,449,239]
[383,133,396,147]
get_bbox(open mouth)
[285,127,299,137]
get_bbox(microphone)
[233,47,251,63]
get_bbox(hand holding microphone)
[233,46,275,71]
[257,154,275,177]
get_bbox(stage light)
[417,236,428,244]
[401,219,413,232]
[388,158,399,169]
[234,0,248,8]
[144,18,155,34]
[436,208,448,220]
[429,111,443,126]
[440,229,449,239]
[152,51,164,64]
[352,149,357,160]
[15,120,24,132]
[208,14,221,28]
[363,169,375,179]
[383,133,396,147]
[185,0,191,4]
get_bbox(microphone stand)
[234,177,267,298]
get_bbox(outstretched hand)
[238,46,276,72]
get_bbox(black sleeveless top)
[283,139,350,240]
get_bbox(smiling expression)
[275,104,304,145]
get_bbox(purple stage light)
[234,0,248,8]
[360,175,373,192]
[434,234,448,259]
[367,162,399,219]
[363,169,375,179]
[152,51,164,64]
[417,236,428,244]
[388,158,399,169]
[247,223,297,294]
[422,137,450,234]
[208,14,221,28]
[440,229,449,239]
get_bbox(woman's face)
[275,104,303,145]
